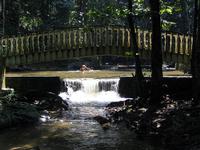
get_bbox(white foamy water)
[59,78,126,105]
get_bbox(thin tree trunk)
[193,0,200,105]
[191,0,198,77]
[0,57,6,89]
[127,0,144,96]
[149,0,163,105]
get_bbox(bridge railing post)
[167,34,173,53]
[179,35,184,55]
[118,28,123,56]
[165,33,173,62]
[0,43,6,89]
[136,28,141,50]
[188,35,193,56]
[7,38,12,57]
[184,35,189,56]
[123,27,129,54]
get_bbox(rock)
[93,116,111,130]
[101,122,111,130]
[19,90,68,111]
[107,99,134,108]
[0,101,40,129]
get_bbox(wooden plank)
[45,51,51,62]
[137,29,142,49]
[185,35,189,55]
[146,31,151,52]
[113,28,119,55]
[56,32,61,51]
[27,54,33,65]
[33,53,39,64]
[30,35,35,53]
[101,27,107,55]
[7,39,12,57]
[75,29,80,57]
[8,56,16,66]
[40,52,45,63]
[37,35,41,52]
[91,28,99,56]
[173,34,178,54]
[52,51,57,61]
[118,28,124,56]
[123,28,129,56]
[62,31,67,49]
[1,39,8,57]
[167,34,173,53]
[26,36,30,54]
[15,55,20,65]
[188,36,193,56]
[179,35,184,55]
[57,50,63,60]
[67,30,72,50]
[42,35,46,52]
[86,29,93,56]
[143,31,149,50]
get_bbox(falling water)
[59,78,126,105]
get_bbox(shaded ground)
[106,97,200,150]
[6,70,187,79]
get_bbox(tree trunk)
[191,0,198,77]
[127,0,144,96]
[192,0,200,105]
[0,57,6,89]
[149,0,163,105]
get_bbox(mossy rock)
[0,101,40,129]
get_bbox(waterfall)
[59,78,126,105]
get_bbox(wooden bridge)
[0,26,193,66]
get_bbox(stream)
[0,78,159,150]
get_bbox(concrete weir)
[6,76,192,100]
[6,77,61,94]
[119,77,192,99]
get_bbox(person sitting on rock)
[80,65,91,71]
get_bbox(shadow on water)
[0,78,163,150]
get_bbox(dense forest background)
[0,0,195,36]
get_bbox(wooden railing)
[0,26,193,66]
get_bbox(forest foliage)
[0,0,195,35]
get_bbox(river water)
[0,78,159,150]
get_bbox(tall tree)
[191,0,198,77]
[128,0,143,79]
[127,0,143,96]
[192,0,200,105]
[150,0,163,105]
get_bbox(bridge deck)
[6,70,186,79]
